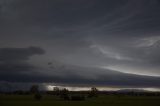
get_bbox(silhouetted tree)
[88,87,98,98]
[53,87,60,96]
[30,85,39,94]
[60,88,70,100]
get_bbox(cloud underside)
[0,0,160,88]
[1,68,160,88]
[0,47,159,87]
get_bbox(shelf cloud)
[0,0,160,89]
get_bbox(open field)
[1,94,160,106]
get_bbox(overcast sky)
[1,0,160,89]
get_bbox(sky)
[1,0,160,91]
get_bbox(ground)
[1,94,160,106]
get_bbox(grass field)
[1,94,160,106]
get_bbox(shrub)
[30,85,39,94]
[88,87,98,98]
[59,88,70,100]
[34,93,42,100]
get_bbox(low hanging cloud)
[1,58,160,88]
[0,46,160,88]
[0,46,45,61]
[0,46,45,73]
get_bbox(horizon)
[1,81,160,92]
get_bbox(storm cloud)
[0,0,160,89]
[0,46,45,73]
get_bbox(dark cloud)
[0,0,160,88]
[0,46,45,61]
[0,62,34,72]
[0,46,45,73]
[0,65,160,88]
[0,81,47,92]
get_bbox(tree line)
[30,85,99,101]
[1,85,160,101]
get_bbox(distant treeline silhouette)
[1,85,160,101]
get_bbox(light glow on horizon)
[46,85,160,92]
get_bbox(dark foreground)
[1,95,160,106]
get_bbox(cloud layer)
[0,0,160,88]
[0,46,45,73]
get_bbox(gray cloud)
[0,46,45,73]
[0,65,160,88]
[0,46,45,61]
[0,0,160,88]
